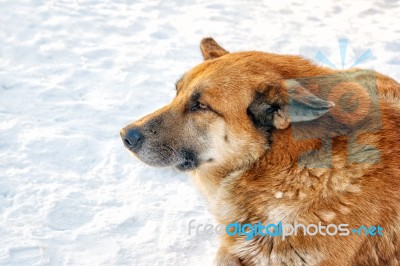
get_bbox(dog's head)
[120,38,333,174]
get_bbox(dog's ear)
[200,37,229,60]
[247,80,335,130]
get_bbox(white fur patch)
[318,210,336,222]
[339,205,351,214]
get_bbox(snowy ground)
[0,0,399,265]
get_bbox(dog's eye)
[190,102,209,112]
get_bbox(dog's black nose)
[121,127,144,152]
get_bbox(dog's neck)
[263,128,323,169]
[189,127,322,207]
[189,162,244,204]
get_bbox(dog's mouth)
[175,149,199,171]
[158,145,199,171]
[132,143,200,171]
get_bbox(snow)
[0,0,399,265]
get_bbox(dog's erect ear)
[200,38,229,60]
[247,80,335,130]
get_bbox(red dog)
[121,38,400,265]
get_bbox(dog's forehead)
[178,58,256,96]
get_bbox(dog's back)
[213,57,400,266]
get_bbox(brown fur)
[121,38,400,265]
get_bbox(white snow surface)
[0,0,399,265]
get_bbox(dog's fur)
[121,38,400,265]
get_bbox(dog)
[120,38,400,265]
